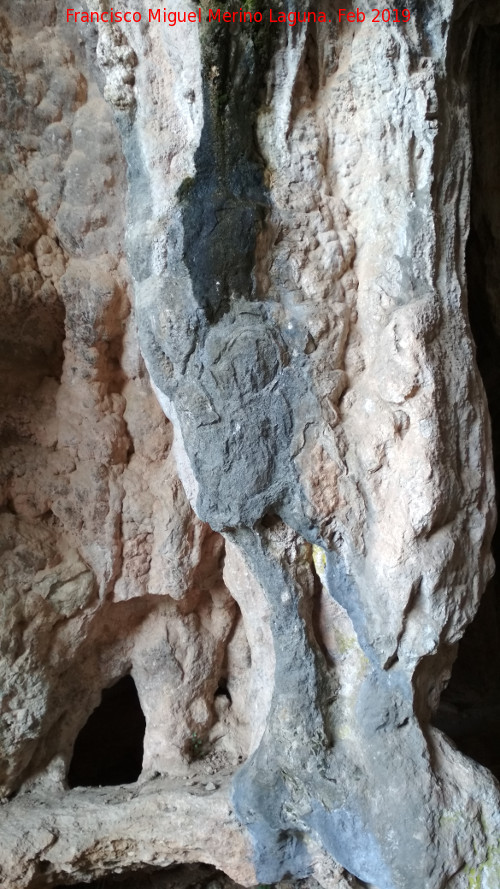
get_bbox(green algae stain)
[467,840,500,889]
[312,544,327,582]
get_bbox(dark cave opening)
[214,676,232,703]
[432,18,500,782]
[57,863,231,889]
[67,675,146,788]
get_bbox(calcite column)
[95,1,500,886]
[1,1,500,888]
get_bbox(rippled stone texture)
[1,2,499,889]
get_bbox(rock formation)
[0,1,499,888]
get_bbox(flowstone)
[1,2,499,889]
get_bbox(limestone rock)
[1,2,499,889]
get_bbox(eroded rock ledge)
[1,2,499,888]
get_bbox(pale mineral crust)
[0,1,499,889]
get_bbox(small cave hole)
[214,677,232,704]
[260,513,282,530]
[67,675,146,788]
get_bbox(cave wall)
[0,2,499,889]
[432,11,500,782]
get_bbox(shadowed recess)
[67,675,146,788]
[432,18,500,782]
[57,863,239,889]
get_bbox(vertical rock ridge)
[1,2,500,888]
